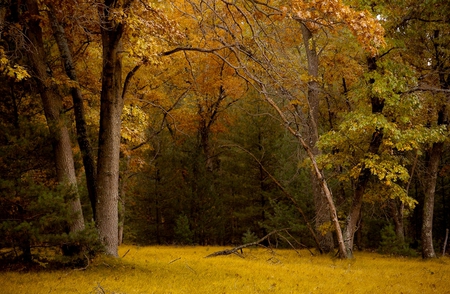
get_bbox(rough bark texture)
[95,0,127,257]
[24,0,85,233]
[47,5,98,220]
[300,24,334,253]
[421,141,443,258]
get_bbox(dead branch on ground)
[205,228,301,258]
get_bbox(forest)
[0,0,449,267]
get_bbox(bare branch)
[205,229,288,258]
[159,45,234,56]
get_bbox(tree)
[178,0,386,258]
[94,0,133,257]
[354,0,450,259]
[46,4,98,221]
[23,0,85,235]
[395,0,450,259]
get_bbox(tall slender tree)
[23,0,85,234]
[47,4,98,220]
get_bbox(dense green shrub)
[174,214,194,245]
[378,224,418,257]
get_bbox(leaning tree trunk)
[24,0,85,233]
[47,5,98,220]
[261,85,347,259]
[95,0,127,257]
[300,23,334,253]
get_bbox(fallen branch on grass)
[205,229,288,258]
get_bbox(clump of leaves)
[378,224,418,257]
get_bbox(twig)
[185,262,197,273]
[95,282,106,294]
[169,257,181,264]
[121,249,130,258]
[276,233,301,256]
[74,254,90,271]
[283,230,311,251]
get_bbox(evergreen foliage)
[379,224,418,257]
[0,0,449,265]
[242,229,259,245]
[174,215,194,245]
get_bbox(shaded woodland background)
[0,0,449,264]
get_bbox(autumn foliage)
[0,0,449,266]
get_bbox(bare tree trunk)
[118,154,130,246]
[261,87,347,259]
[390,199,405,243]
[24,0,85,233]
[421,141,443,258]
[47,5,98,220]
[300,23,334,253]
[95,0,129,257]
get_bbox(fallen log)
[205,229,286,258]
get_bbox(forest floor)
[0,245,449,293]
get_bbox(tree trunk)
[342,56,384,257]
[118,154,130,246]
[95,0,127,257]
[24,0,85,233]
[390,199,405,243]
[300,24,334,253]
[261,86,347,258]
[47,5,98,220]
[421,141,443,258]
[421,28,449,259]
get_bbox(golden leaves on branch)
[291,0,385,55]
[0,48,30,81]
[122,1,185,63]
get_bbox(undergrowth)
[0,245,449,293]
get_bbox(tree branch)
[159,45,234,56]
[205,229,287,258]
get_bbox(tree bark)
[421,141,443,258]
[24,0,85,233]
[300,23,334,253]
[47,5,98,220]
[95,0,129,257]
[118,154,130,246]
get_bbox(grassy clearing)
[0,245,449,294]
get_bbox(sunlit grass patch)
[0,245,449,293]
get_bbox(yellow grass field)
[0,245,449,294]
